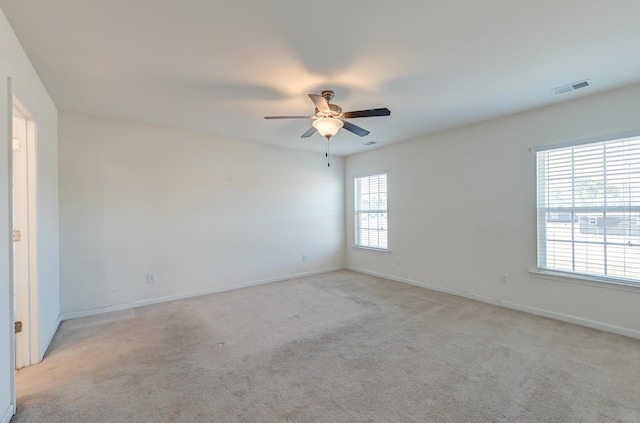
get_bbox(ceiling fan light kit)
[312,117,343,139]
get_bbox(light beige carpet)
[13,270,640,422]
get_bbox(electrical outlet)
[147,273,156,283]
[396,258,401,266]
[501,273,508,285]
[302,255,306,262]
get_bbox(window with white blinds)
[354,172,388,250]
[536,134,640,286]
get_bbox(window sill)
[353,246,391,254]
[529,269,640,293]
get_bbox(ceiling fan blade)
[308,94,330,113]
[301,127,317,138]
[264,116,312,119]
[342,108,391,119]
[342,121,370,137]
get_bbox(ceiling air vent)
[553,79,590,95]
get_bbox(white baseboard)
[61,267,346,321]
[348,266,640,340]
[1,404,15,423]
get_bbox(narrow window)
[354,172,388,250]
[537,134,640,286]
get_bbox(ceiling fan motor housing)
[315,104,342,118]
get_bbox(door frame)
[11,93,39,369]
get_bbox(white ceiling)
[2,0,640,156]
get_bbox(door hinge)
[15,321,22,333]
[13,230,22,242]
[12,138,20,151]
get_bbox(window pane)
[355,173,388,250]
[537,135,640,285]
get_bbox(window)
[354,172,388,250]
[536,134,640,286]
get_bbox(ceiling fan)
[264,90,391,140]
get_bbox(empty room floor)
[12,270,640,422]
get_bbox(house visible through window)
[536,134,640,286]
[354,172,388,250]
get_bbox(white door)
[12,109,29,370]
[11,95,38,370]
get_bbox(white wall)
[0,7,59,422]
[346,82,640,338]
[58,112,345,315]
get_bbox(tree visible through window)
[537,134,640,285]
[354,172,388,250]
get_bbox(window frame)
[353,171,389,252]
[535,130,640,288]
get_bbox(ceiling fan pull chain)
[326,138,330,167]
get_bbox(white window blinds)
[536,134,640,285]
[354,172,388,250]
